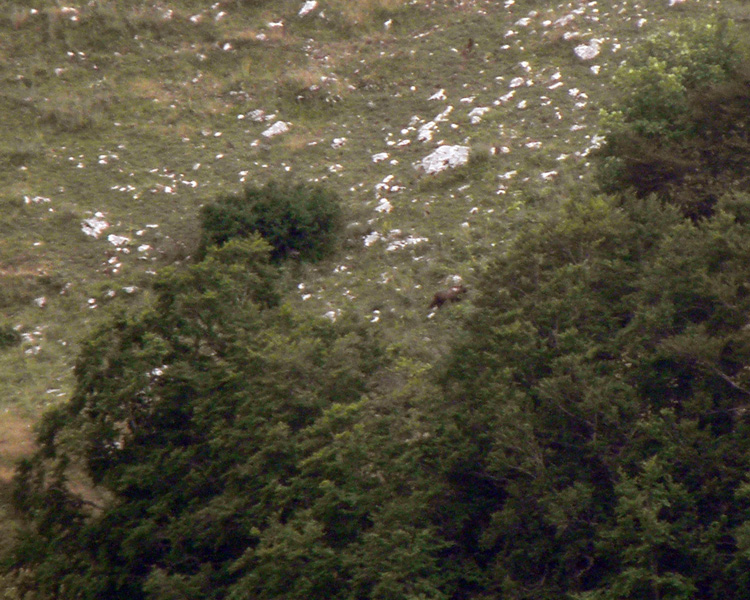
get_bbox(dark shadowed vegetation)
[0,325,21,350]
[4,4,750,600]
[199,181,343,262]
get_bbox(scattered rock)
[248,109,267,121]
[417,145,470,175]
[81,213,109,238]
[468,106,490,124]
[24,195,51,204]
[375,198,393,213]
[108,234,130,247]
[417,106,454,142]
[262,121,290,138]
[385,230,428,252]
[299,0,317,17]
[363,231,382,247]
[574,40,601,60]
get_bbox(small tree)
[0,324,21,349]
[200,181,342,262]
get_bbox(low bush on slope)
[199,181,343,262]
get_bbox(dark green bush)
[0,324,20,349]
[199,181,342,262]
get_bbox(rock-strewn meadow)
[1,0,750,597]
[0,0,728,410]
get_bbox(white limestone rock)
[262,121,290,138]
[299,1,317,17]
[417,145,470,175]
[574,40,601,60]
[81,213,109,238]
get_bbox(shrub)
[0,324,21,350]
[596,17,750,219]
[199,181,342,262]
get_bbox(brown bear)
[428,284,468,309]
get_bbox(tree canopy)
[596,17,750,218]
[5,15,750,600]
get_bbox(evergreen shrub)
[0,324,20,349]
[199,181,342,262]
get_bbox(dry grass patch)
[0,410,34,483]
[0,242,51,274]
[178,73,229,114]
[130,77,174,103]
[280,130,323,153]
[0,265,49,278]
[9,6,32,30]
[285,65,329,89]
[324,0,410,27]
[230,26,287,44]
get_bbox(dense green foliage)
[433,192,750,599]
[6,235,390,599]
[12,189,750,599]
[597,17,750,218]
[199,181,343,262]
[6,14,750,600]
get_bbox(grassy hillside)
[0,0,746,482]
[3,1,750,597]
